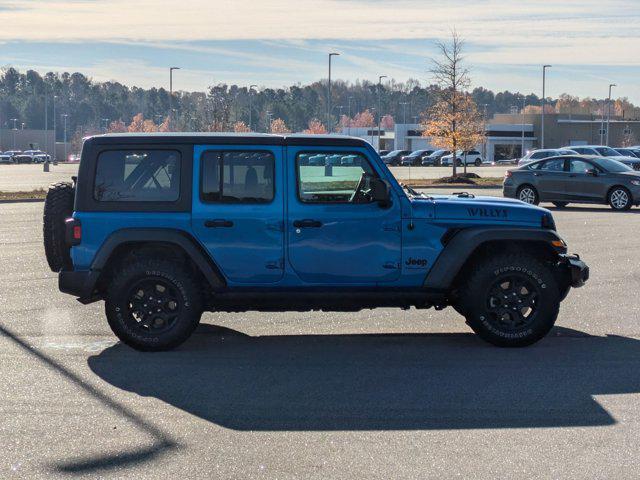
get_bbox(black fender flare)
[424,228,565,290]
[91,228,226,290]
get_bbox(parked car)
[400,149,434,166]
[380,150,410,166]
[0,153,14,164]
[421,149,450,166]
[517,149,577,167]
[504,155,640,210]
[42,132,587,351]
[378,150,390,157]
[441,150,485,167]
[614,148,640,158]
[3,150,22,159]
[23,149,51,163]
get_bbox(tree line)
[1,66,639,144]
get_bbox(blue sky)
[1,0,639,101]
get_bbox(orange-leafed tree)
[233,121,251,133]
[270,118,291,134]
[158,116,173,132]
[420,30,473,177]
[107,120,127,133]
[380,114,395,130]
[352,110,375,128]
[303,119,328,134]
[127,113,146,132]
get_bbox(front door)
[287,148,402,284]
[191,145,284,284]
[565,158,606,202]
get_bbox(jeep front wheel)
[105,258,203,351]
[458,253,560,347]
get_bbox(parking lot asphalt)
[0,164,509,192]
[1,199,640,478]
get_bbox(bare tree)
[423,30,472,177]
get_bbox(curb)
[0,198,46,204]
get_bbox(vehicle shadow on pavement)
[548,206,640,213]
[88,324,640,431]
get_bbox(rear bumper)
[558,254,589,288]
[59,269,101,303]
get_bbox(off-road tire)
[457,253,560,347]
[105,258,203,351]
[608,187,632,211]
[517,184,539,205]
[43,181,75,272]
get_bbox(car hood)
[409,194,550,226]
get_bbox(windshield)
[428,150,446,157]
[593,158,633,172]
[595,147,622,157]
[387,150,402,156]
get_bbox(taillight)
[65,218,82,246]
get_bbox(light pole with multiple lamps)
[606,83,616,146]
[327,53,340,133]
[541,65,552,149]
[377,75,387,152]
[169,67,180,127]
[248,84,258,132]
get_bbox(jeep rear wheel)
[105,258,203,351]
[43,181,75,272]
[458,253,560,347]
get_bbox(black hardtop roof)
[86,132,371,148]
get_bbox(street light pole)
[11,118,17,149]
[327,53,340,133]
[521,97,526,157]
[377,75,387,151]
[169,67,180,127]
[606,83,616,146]
[249,84,258,132]
[347,96,354,136]
[541,65,552,149]
[62,114,68,161]
[53,96,57,161]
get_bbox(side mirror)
[586,168,598,176]
[369,177,391,208]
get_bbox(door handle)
[205,219,234,228]
[293,219,322,228]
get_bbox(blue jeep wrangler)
[43,133,588,351]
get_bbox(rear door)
[286,147,402,284]
[191,145,285,284]
[533,158,568,201]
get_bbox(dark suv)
[43,133,588,351]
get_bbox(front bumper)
[558,254,589,288]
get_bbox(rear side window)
[201,151,274,203]
[539,159,566,172]
[94,150,181,202]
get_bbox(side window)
[531,151,548,160]
[296,152,377,203]
[570,159,593,173]
[94,150,181,202]
[201,150,274,203]
[539,159,566,172]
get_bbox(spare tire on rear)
[43,181,75,272]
